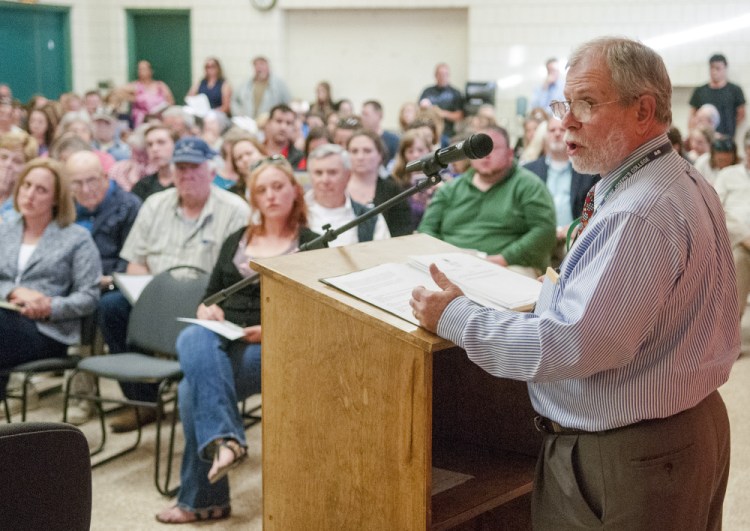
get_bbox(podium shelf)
[431,442,535,530]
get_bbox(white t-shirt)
[304,190,390,247]
[17,243,36,273]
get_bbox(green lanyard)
[565,141,673,252]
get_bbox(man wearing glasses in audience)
[410,37,739,529]
[65,150,141,424]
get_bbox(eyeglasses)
[70,176,103,190]
[250,154,290,171]
[549,99,620,122]
[336,117,362,130]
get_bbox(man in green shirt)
[418,125,557,276]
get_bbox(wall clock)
[251,0,277,11]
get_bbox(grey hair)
[163,105,196,129]
[58,110,93,134]
[697,104,721,130]
[308,143,351,170]
[568,37,672,125]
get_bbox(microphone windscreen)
[465,133,494,159]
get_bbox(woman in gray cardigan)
[0,158,101,400]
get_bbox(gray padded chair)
[64,265,209,496]
[0,422,91,531]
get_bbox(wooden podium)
[252,234,541,530]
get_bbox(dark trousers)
[97,291,158,403]
[0,309,68,400]
[532,391,730,530]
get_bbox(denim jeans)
[0,309,68,400]
[174,325,261,511]
[97,290,158,402]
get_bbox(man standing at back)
[231,56,291,120]
[411,37,739,529]
[689,53,746,139]
[419,63,464,142]
[529,58,566,111]
[99,137,250,432]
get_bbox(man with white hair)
[411,37,739,529]
[305,143,390,246]
[162,105,195,139]
[66,150,141,424]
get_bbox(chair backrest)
[0,422,91,531]
[127,265,209,355]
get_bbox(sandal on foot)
[207,438,248,484]
[155,505,231,524]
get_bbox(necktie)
[579,187,595,230]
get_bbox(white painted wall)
[13,0,750,139]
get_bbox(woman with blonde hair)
[0,158,101,401]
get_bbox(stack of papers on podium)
[321,252,542,326]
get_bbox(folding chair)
[64,265,208,496]
[2,312,98,422]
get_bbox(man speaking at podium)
[410,37,740,529]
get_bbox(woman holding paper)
[156,157,318,524]
[186,57,232,115]
[0,158,101,401]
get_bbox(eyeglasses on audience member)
[250,154,290,171]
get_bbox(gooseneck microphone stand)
[298,171,445,251]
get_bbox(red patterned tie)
[579,187,595,230]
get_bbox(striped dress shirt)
[438,134,741,431]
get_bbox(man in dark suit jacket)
[523,117,598,263]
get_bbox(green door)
[0,2,70,102]
[127,10,191,105]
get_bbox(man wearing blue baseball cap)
[99,136,251,432]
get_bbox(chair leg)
[154,379,180,497]
[20,372,33,422]
[65,369,108,456]
[2,398,10,423]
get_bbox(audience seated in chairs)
[97,137,250,433]
[0,158,101,404]
[156,156,319,524]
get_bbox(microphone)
[405,133,494,176]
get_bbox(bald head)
[66,150,109,211]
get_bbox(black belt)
[534,415,592,435]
